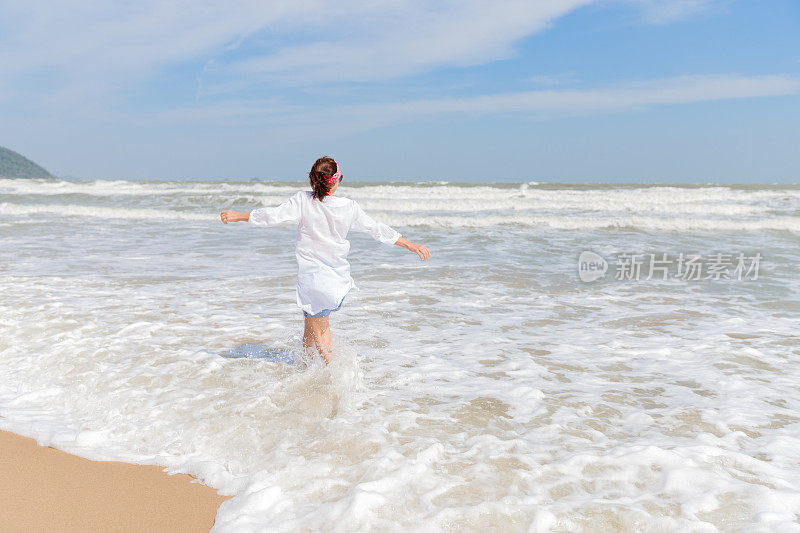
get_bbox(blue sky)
[1,0,798,182]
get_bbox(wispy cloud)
[0,1,300,109]
[628,0,721,24]
[525,73,579,87]
[390,74,799,115]
[0,0,598,104]
[155,74,800,138]
[215,0,597,85]
[0,0,732,111]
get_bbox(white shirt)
[249,191,401,315]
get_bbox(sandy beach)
[0,430,228,532]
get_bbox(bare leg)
[303,316,333,364]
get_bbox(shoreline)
[0,430,229,532]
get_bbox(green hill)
[0,146,54,179]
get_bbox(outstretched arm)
[221,192,302,226]
[350,202,431,261]
[395,236,431,261]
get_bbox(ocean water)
[1,178,799,532]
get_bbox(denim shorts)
[302,297,345,318]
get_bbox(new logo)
[578,251,607,282]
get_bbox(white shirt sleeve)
[249,192,303,227]
[350,201,401,245]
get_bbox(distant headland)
[0,146,54,179]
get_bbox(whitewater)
[1,178,799,531]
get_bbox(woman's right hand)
[396,237,431,261]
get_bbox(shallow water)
[1,178,800,531]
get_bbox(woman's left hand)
[220,210,247,224]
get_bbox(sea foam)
[1,179,799,531]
